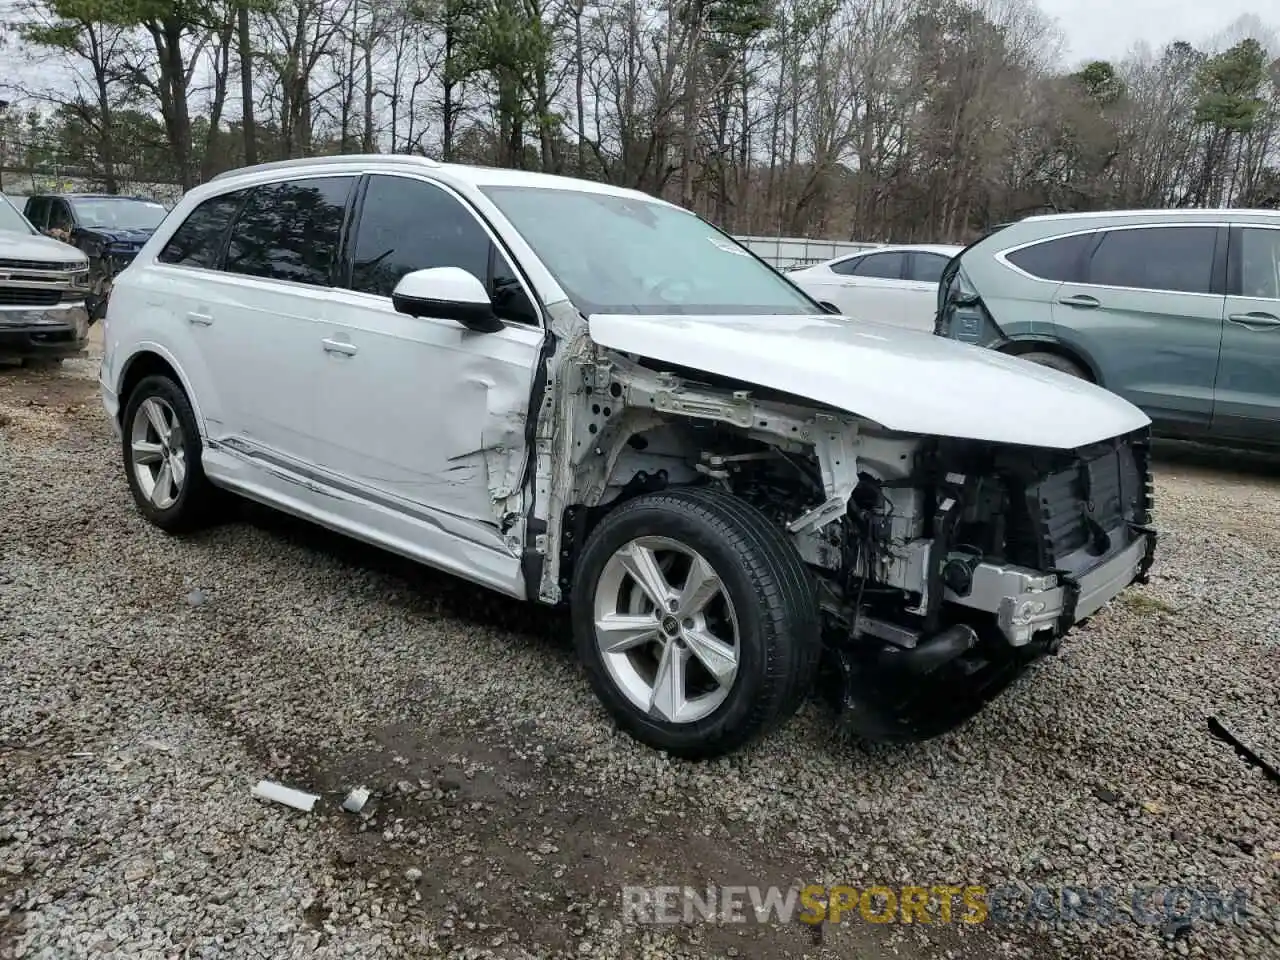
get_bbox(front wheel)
[571,486,820,759]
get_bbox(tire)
[121,374,219,532]
[570,485,821,759]
[1019,350,1090,380]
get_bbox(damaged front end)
[814,430,1157,742]
[536,327,1157,743]
[76,230,154,323]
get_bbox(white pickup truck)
[0,193,91,365]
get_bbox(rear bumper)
[950,527,1157,646]
[0,303,90,359]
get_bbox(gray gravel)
[1,353,1277,960]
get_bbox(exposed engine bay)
[700,425,1157,740]
[541,340,1158,742]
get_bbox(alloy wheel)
[129,396,187,510]
[592,536,740,724]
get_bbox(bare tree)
[7,0,1278,234]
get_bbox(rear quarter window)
[158,191,247,269]
[1004,233,1096,282]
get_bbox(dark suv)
[23,194,169,320]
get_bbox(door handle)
[186,312,213,326]
[1058,294,1100,309]
[322,338,358,356]
[1227,312,1280,330]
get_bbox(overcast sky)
[1042,0,1270,64]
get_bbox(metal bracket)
[1131,524,1158,584]
[1053,573,1081,637]
[583,359,613,394]
[650,388,755,429]
[788,418,860,535]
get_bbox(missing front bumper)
[949,529,1156,646]
[827,529,1157,744]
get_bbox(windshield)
[69,197,167,231]
[0,195,34,235]
[480,185,820,316]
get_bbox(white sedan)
[786,243,963,333]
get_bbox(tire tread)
[571,484,821,759]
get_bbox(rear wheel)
[1018,350,1090,381]
[121,375,220,532]
[571,485,820,759]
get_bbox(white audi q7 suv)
[100,156,1158,757]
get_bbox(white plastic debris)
[341,787,371,813]
[251,780,318,812]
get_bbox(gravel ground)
[1,345,1277,960]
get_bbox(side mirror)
[391,267,503,333]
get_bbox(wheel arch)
[116,345,207,437]
[556,420,707,600]
[556,412,829,602]
[997,337,1103,384]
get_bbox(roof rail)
[210,153,441,182]
[1022,207,1280,222]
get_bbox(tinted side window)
[1238,228,1280,300]
[158,191,247,269]
[224,177,354,286]
[24,198,46,229]
[489,248,538,325]
[350,175,537,325]
[1005,233,1095,282]
[48,200,73,233]
[1086,227,1216,295]
[909,252,949,283]
[836,251,905,279]
[828,255,862,276]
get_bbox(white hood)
[587,313,1150,450]
[0,229,87,264]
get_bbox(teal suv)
[935,210,1280,448]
